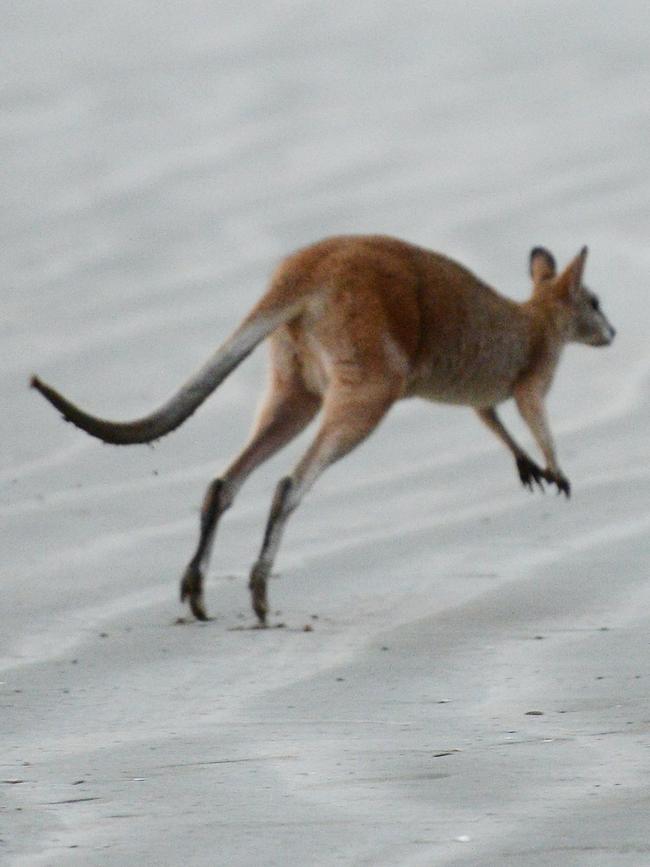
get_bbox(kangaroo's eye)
[590,296,600,312]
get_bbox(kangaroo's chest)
[407,315,530,407]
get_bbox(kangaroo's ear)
[530,247,556,287]
[556,246,588,299]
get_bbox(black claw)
[516,455,546,492]
[180,563,211,620]
[249,562,269,625]
[190,597,210,621]
[515,456,571,498]
[540,468,571,498]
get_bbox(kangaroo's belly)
[407,333,524,407]
[407,372,514,407]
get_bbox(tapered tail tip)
[30,375,53,402]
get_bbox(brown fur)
[31,235,615,623]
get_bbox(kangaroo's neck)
[518,296,568,391]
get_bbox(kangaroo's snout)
[593,324,615,347]
[602,322,617,345]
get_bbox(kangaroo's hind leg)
[180,344,321,620]
[248,377,402,625]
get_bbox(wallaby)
[31,235,615,624]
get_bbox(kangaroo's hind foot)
[180,563,211,621]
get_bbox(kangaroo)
[31,236,616,624]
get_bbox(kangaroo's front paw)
[516,455,546,492]
[180,564,210,621]
[248,562,269,626]
[542,469,571,498]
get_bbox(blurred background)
[3,6,650,862]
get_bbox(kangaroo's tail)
[30,297,303,445]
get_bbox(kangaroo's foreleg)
[514,383,570,497]
[180,368,321,621]
[475,406,546,492]
[248,380,401,625]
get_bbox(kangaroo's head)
[529,246,616,347]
